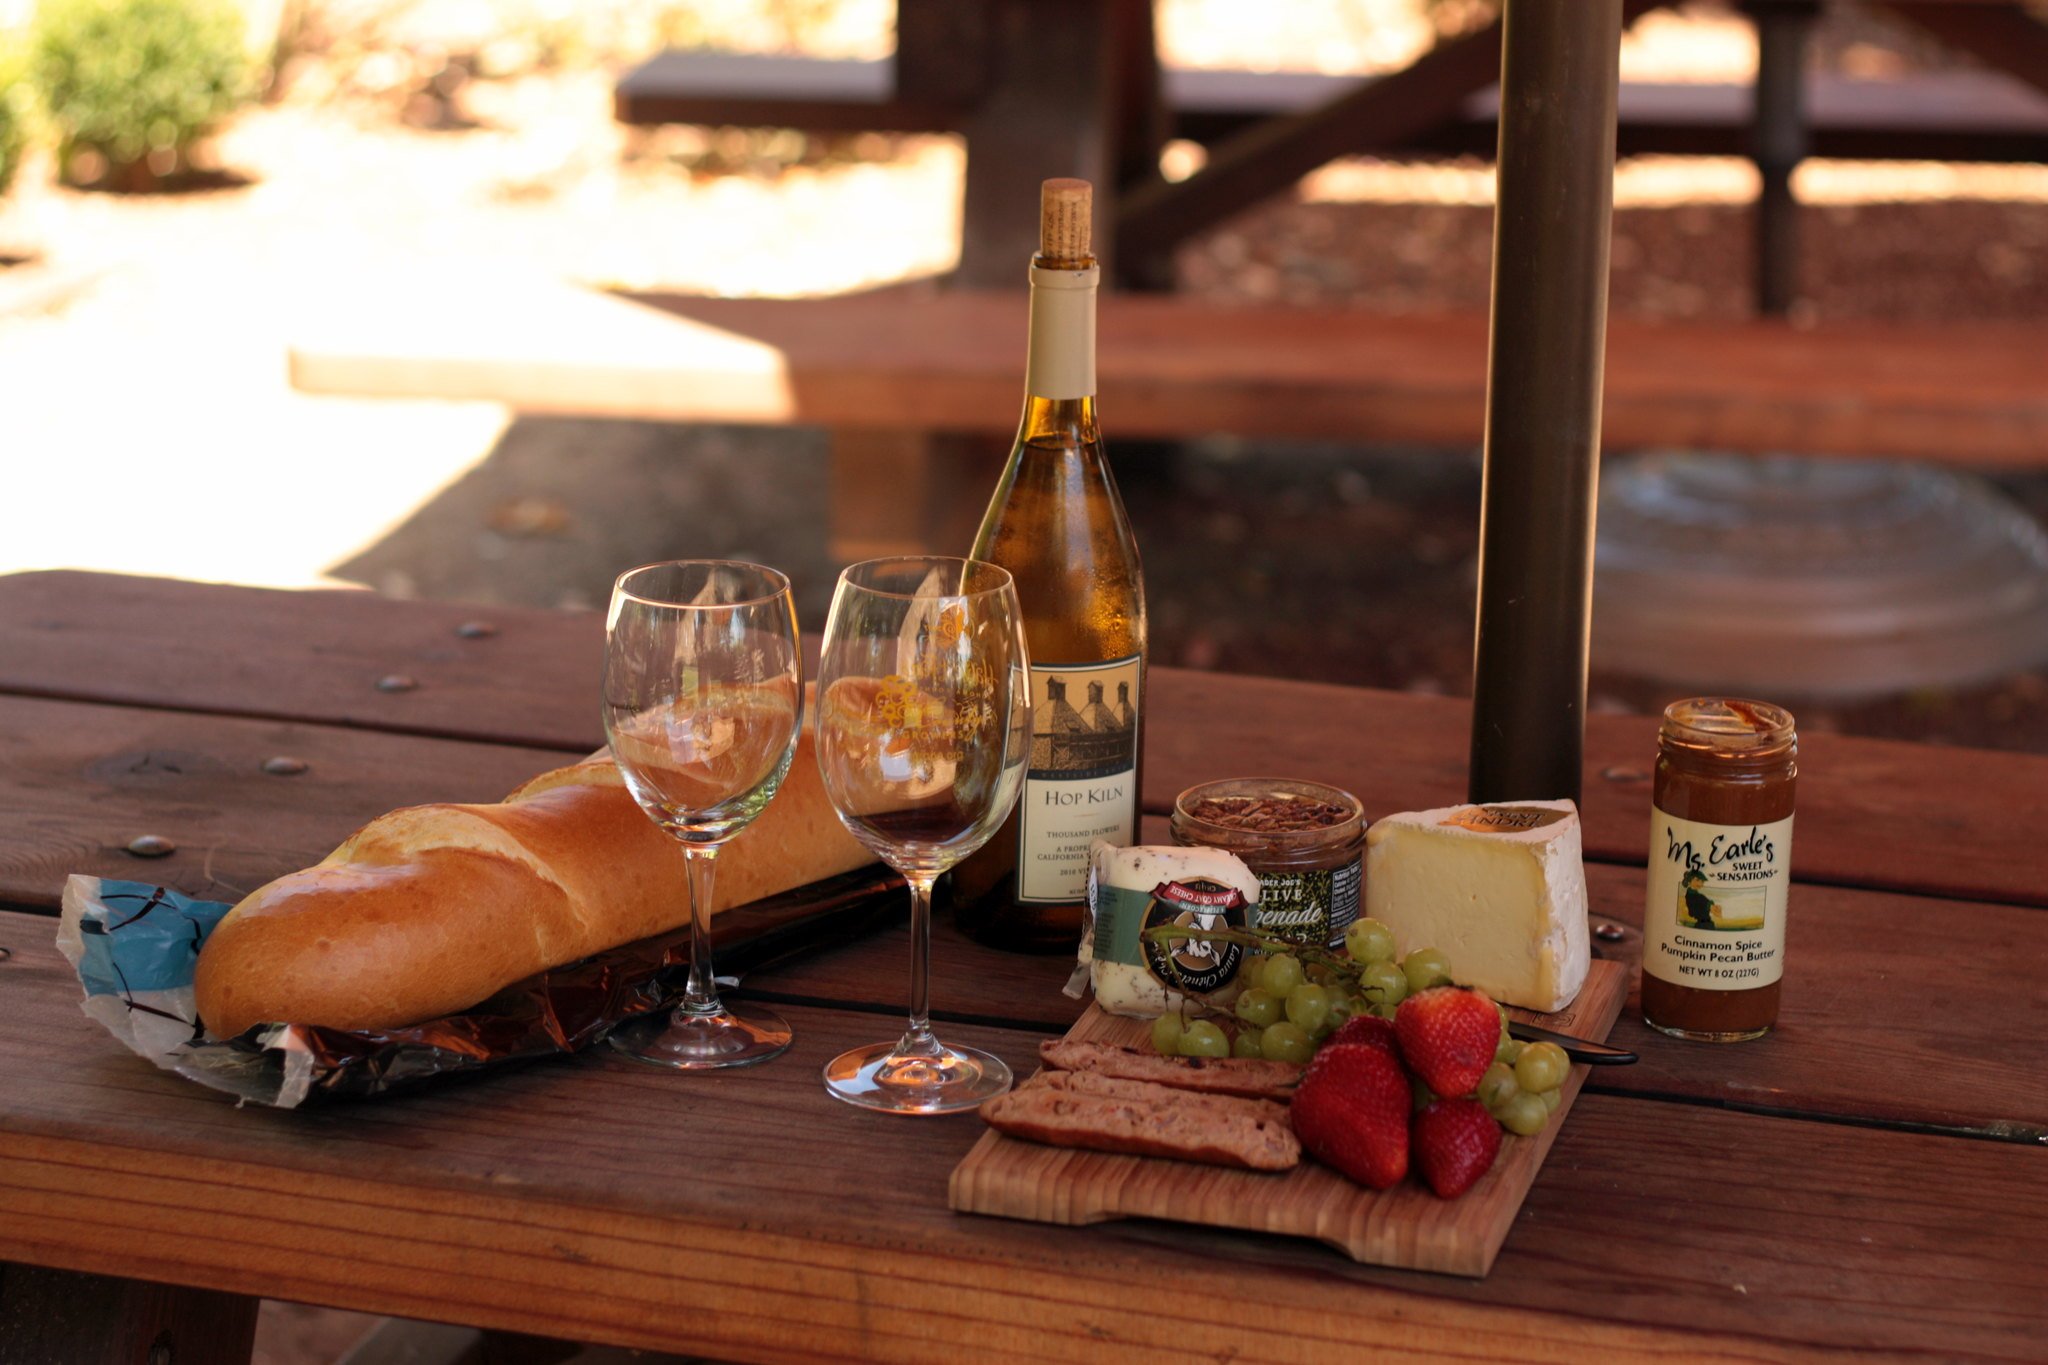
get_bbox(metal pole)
[1468,0,1621,808]
[1748,1,1818,316]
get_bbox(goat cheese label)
[1094,877,1248,995]
[1642,812,1793,990]
[1017,655,1141,903]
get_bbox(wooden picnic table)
[1,569,2043,1362]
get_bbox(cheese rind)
[1364,800,1590,1012]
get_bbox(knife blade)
[1508,1019,1637,1065]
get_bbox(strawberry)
[1394,986,1500,1099]
[1289,1042,1410,1190]
[1326,1013,1400,1060]
[1412,1098,1503,1199]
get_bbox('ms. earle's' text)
[1665,824,1778,883]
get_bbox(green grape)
[1305,961,1336,986]
[1259,953,1305,998]
[1233,1027,1267,1059]
[1402,947,1453,994]
[1234,987,1282,1030]
[1149,1013,1185,1056]
[1359,959,1408,1008]
[1179,1020,1230,1058]
[1496,1001,1512,1034]
[1514,1041,1570,1094]
[1261,1021,1315,1065]
[1498,1091,1549,1137]
[1286,983,1333,1034]
[1410,1076,1436,1111]
[1494,1032,1519,1064]
[1345,917,1398,964]
[1477,1062,1519,1113]
[1539,1085,1562,1113]
[1372,999,1399,1020]
[1325,992,1359,1030]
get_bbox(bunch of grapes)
[1144,916,1571,1139]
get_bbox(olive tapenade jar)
[1170,778,1365,949]
[1641,698,1797,1042]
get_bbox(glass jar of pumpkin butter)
[1641,698,1797,1042]
[1170,778,1365,950]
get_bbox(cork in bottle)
[1037,178,1095,269]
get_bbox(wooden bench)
[618,53,2048,165]
[288,278,2048,554]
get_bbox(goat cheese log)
[192,733,870,1037]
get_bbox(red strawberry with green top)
[1395,986,1500,1099]
[1289,1042,1409,1190]
[1326,1013,1400,1060]
[1412,1097,1503,1199]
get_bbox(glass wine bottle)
[952,178,1147,953]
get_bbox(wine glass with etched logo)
[602,560,802,1069]
[813,557,1032,1113]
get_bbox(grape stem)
[1142,923,1391,999]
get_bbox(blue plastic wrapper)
[57,868,901,1108]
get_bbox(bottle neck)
[1023,261,1098,406]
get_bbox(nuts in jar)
[1170,778,1366,949]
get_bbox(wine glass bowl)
[813,557,1032,1113]
[602,560,803,1070]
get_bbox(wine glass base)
[608,1002,792,1070]
[822,1040,1013,1115]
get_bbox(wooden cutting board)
[949,958,1628,1277]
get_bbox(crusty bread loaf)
[1039,1039,1303,1101]
[193,732,869,1037]
[981,1072,1300,1171]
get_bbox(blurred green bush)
[0,47,30,196]
[32,0,255,188]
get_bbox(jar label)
[1251,860,1361,949]
[1641,811,1794,991]
[1016,655,1141,904]
[1094,877,1247,994]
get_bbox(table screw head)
[126,835,176,858]
[0,947,12,962]
[1595,922,1628,944]
[147,1332,173,1365]
[1601,766,1649,783]
[262,756,309,776]
[455,620,498,639]
[376,674,419,693]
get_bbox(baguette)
[193,732,870,1037]
[1029,1070,1293,1126]
[1039,1039,1303,1101]
[981,1072,1300,1171]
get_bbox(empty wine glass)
[813,557,1032,1114]
[602,560,802,1069]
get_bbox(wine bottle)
[952,178,1147,953]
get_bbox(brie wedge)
[1364,799,1590,1012]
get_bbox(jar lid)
[1660,697,1797,760]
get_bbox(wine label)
[1017,654,1141,903]
[1641,811,1794,991]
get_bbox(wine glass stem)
[899,873,940,1059]
[681,846,722,1017]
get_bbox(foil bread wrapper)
[57,868,902,1108]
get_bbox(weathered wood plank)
[287,284,2048,466]
[743,833,2048,1139]
[0,1261,259,1365]
[0,926,2042,1362]
[4,575,2044,908]
[0,571,602,751]
[1146,670,2048,910]
[0,693,572,910]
